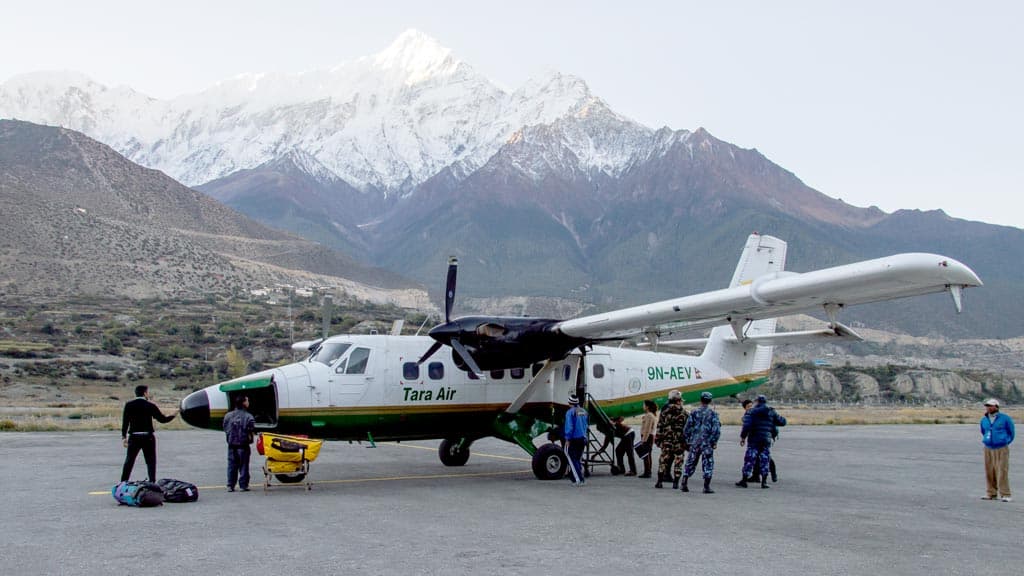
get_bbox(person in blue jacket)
[736,395,786,489]
[980,398,1014,502]
[562,393,589,486]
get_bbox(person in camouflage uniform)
[681,391,722,494]
[654,390,688,489]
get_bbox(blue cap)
[756,394,767,404]
[700,391,713,401]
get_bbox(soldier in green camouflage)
[654,390,688,489]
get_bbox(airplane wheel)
[532,443,568,480]
[275,473,307,483]
[439,439,471,466]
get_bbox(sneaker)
[226,487,235,492]
[981,495,997,500]
[240,487,251,492]
[1001,496,1013,502]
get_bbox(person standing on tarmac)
[120,384,177,482]
[980,398,1014,502]
[223,395,256,492]
[737,395,786,489]
[638,400,659,479]
[654,390,688,489]
[680,391,721,494]
[563,393,589,486]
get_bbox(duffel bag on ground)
[112,481,164,507]
[156,478,199,503]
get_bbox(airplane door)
[329,346,374,405]
[583,353,613,400]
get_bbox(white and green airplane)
[179,234,981,481]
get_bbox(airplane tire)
[275,473,307,483]
[532,443,568,480]
[439,439,471,467]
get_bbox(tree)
[226,345,247,379]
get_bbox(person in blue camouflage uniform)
[680,391,721,494]
[736,395,786,489]
[654,390,688,489]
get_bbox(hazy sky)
[3,1,1021,228]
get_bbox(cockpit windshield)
[310,342,351,366]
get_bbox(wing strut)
[505,359,560,414]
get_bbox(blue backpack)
[112,481,164,507]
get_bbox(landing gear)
[438,438,472,467]
[532,443,568,480]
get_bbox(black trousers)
[122,434,156,482]
[615,431,637,474]
[227,445,252,489]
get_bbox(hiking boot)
[680,476,689,492]
[703,478,714,494]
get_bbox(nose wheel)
[439,438,472,466]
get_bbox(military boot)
[703,478,714,494]
[672,475,680,490]
[761,478,770,489]
[680,475,689,492]
[654,472,663,489]
[735,477,748,488]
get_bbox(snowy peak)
[372,29,459,83]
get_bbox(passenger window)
[510,367,524,380]
[489,369,505,380]
[428,362,444,380]
[403,362,419,380]
[345,347,370,375]
[592,363,605,379]
[563,364,572,381]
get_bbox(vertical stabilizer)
[702,234,786,376]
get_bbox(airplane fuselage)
[180,334,765,444]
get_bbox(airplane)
[179,233,981,481]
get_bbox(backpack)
[112,481,164,507]
[156,478,199,503]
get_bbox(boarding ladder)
[583,393,619,475]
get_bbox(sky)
[3,0,1022,228]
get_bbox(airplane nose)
[179,389,210,428]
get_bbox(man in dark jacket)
[737,395,786,489]
[120,385,177,482]
[223,395,256,492]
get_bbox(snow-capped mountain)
[0,30,648,191]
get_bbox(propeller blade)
[445,256,458,323]
[450,338,485,377]
[417,341,444,365]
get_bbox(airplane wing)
[641,321,864,351]
[555,252,981,342]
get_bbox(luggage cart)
[257,433,324,491]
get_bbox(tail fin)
[702,234,787,375]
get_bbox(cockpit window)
[345,347,371,375]
[310,342,351,366]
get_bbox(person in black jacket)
[223,395,256,492]
[736,395,786,488]
[120,385,177,482]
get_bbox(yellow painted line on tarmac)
[384,441,532,462]
[89,468,531,495]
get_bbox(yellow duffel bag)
[260,433,324,463]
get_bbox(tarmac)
[0,424,1020,576]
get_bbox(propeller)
[418,256,482,372]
